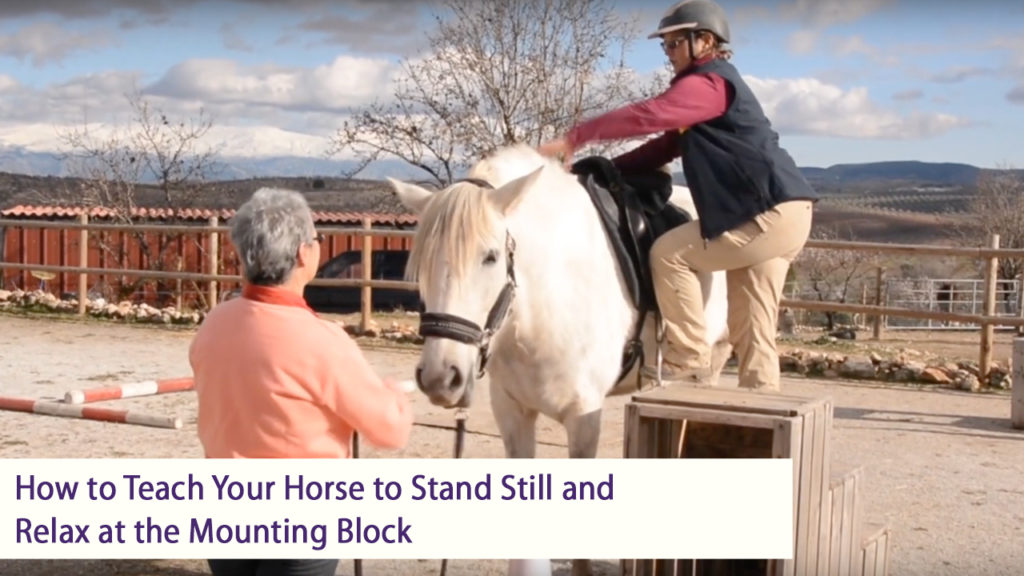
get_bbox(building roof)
[0,204,418,225]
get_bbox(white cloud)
[294,6,433,54]
[778,0,892,28]
[929,66,996,84]
[892,89,924,102]
[0,21,111,66]
[219,22,254,53]
[145,56,401,113]
[0,75,21,93]
[0,39,975,166]
[827,35,901,67]
[744,75,969,139]
[0,48,409,162]
[1008,84,1024,105]
[786,30,820,55]
[775,0,894,54]
[0,118,342,161]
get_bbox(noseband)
[417,177,518,379]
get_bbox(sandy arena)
[1,314,1022,576]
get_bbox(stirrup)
[654,312,666,387]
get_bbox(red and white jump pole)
[63,377,194,404]
[0,396,182,429]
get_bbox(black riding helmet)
[648,0,731,44]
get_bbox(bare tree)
[53,88,222,306]
[57,88,219,220]
[328,0,661,185]
[792,225,878,331]
[953,169,1024,281]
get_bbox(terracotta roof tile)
[0,204,418,225]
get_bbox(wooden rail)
[1,218,1020,381]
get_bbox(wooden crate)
[858,523,892,576]
[818,468,864,576]
[621,386,834,576]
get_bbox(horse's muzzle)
[415,363,473,409]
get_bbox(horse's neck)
[497,176,636,353]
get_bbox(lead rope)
[352,431,363,576]
[439,408,469,576]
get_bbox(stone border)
[778,348,1012,392]
[0,289,203,325]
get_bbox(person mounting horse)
[539,0,818,392]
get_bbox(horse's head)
[386,164,546,408]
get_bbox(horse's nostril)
[447,365,463,391]
[415,367,426,391]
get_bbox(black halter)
[417,178,518,379]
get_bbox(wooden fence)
[4,218,1024,380]
[0,215,413,312]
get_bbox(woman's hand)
[536,138,574,168]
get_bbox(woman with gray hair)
[189,187,415,576]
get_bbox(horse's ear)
[490,165,544,215]
[386,177,434,214]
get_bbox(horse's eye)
[483,250,499,265]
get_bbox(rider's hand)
[537,138,574,169]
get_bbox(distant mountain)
[0,146,424,181]
[674,160,1019,190]
[0,147,64,176]
[799,161,983,187]
[0,145,1019,190]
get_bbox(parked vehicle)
[303,249,422,314]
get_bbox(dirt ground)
[1,313,1023,576]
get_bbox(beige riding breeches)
[649,200,814,390]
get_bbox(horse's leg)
[700,268,731,387]
[491,382,550,576]
[564,404,603,576]
[490,381,538,459]
[564,406,602,459]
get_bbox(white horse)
[387,143,730,576]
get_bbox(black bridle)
[416,178,519,381]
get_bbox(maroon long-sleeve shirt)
[565,57,730,173]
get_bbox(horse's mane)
[405,179,500,293]
[466,143,563,187]
[405,144,567,293]
[403,141,573,289]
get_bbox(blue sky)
[0,0,1020,170]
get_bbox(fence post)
[360,218,373,333]
[1013,338,1024,429]
[872,266,884,340]
[207,216,219,310]
[78,213,88,316]
[1017,273,1024,337]
[980,234,1000,382]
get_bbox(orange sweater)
[189,285,414,458]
